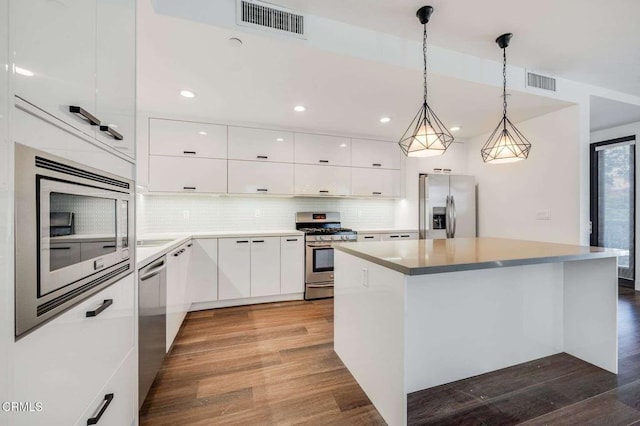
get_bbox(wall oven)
[15,143,134,337]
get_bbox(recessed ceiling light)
[449,126,461,132]
[276,138,284,142]
[180,90,196,98]
[340,143,347,148]
[379,116,391,124]
[199,131,208,135]
[294,105,306,112]
[15,66,34,77]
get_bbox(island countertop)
[333,237,622,275]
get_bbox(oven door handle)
[307,283,334,288]
[306,243,332,248]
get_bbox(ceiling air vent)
[526,71,557,92]
[237,0,305,38]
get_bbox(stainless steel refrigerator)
[419,174,476,239]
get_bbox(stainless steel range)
[295,212,357,300]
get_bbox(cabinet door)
[294,133,351,166]
[218,238,251,300]
[250,237,280,297]
[357,234,381,242]
[166,245,183,351]
[189,239,218,304]
[351,168,401,198]
[180,242,192,314]
[13,0,97,137]
[228,126,293,162]
[280,237,304,294]
[351,139,401,170]
[95,0,136,157]
[380,232,419,241]
[294,164,350,196]
[228,160,294,195]
[149,156,227,193]
[150,119,227,159]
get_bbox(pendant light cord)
[502,46,507,126]
[423,24,428,106]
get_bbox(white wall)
[394,142,468,229]
[467,106,581,244]
[591,121,640,290]
[137,194,396,234]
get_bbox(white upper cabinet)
[149,156,227,193]
[351,138,401,170]
[351,168,401,198]
[13,0,98,137]
[250,238,281,297]
[294,133,351,166]
[95,0,136,156]
[150,119,227,159]
[228,126,294,163]
[12,0,136,159]
[294,164,351,196]
[228,160,294,195]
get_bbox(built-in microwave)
[14,143,134,337]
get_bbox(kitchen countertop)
[136,230,304,269]
[333,237,623,275]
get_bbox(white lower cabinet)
[380,232,419,241]
[189,239,219,304]
[75,349,136,426]
[294,164,351,196]
[228,160,294,195]
[351,168,401,198]
[218,238,251,300]
[149,155,227,193]
[166,242,191,352]
[250,237,280,297]
[357,234,381,242]
[11,275,134,426]
[280,237,304,294]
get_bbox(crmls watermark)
[1,401,43,412]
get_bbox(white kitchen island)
[333,237,621,426]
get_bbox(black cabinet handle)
[286,238,298,242]
[372,192,382,195]
[401,235,411,238]
[364,236,375,239]
[102,245,116,249]
[257,188,268,192]
[187,243,193,248]
[319,190,329,193]
[86,299,113,318]
[50,246,72,250]
[99,125,123,141]
[69,106,100,126]
[183,150,197,155]
[236,240,249,243]
[372,163,382,167]
[252,240,265,243]
[389,235,399,238]
[257,155,268,159]
[319,160,329,163]
[87,393,114,425]
[183,186,196,190]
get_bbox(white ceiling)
[274,0,640,96]
[590,96,640,132]
[138,1,572,141]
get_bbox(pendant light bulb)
[398,6,454,157]
[481,33,531,164]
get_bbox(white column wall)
[0,0,9,418]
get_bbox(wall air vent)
[526,71,557,92]
[237,0,305,38]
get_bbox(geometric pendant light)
[399,6,454,157]
[481,33,532,164]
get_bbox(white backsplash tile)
[137,194,396,234]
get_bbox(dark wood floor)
[141,288,640,425]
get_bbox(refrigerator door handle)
[451,195,457,238]
[445,195,451,238]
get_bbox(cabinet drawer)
[149,156,227,193]
[357,234,381,242]
[381,232,419,241]
[351,168,401,198]
[150,119,227,159]
[351,139,401,170]
[228,126,293,162]
[294,164,351,196]
[294,133,351,166]
[228,160,294,195]
[75,349,136,426]
[12,275,134,426]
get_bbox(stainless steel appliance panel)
[138,256,167,408]
[450,175,477,238]
[419,173,476,239]
[305,242,335,284]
